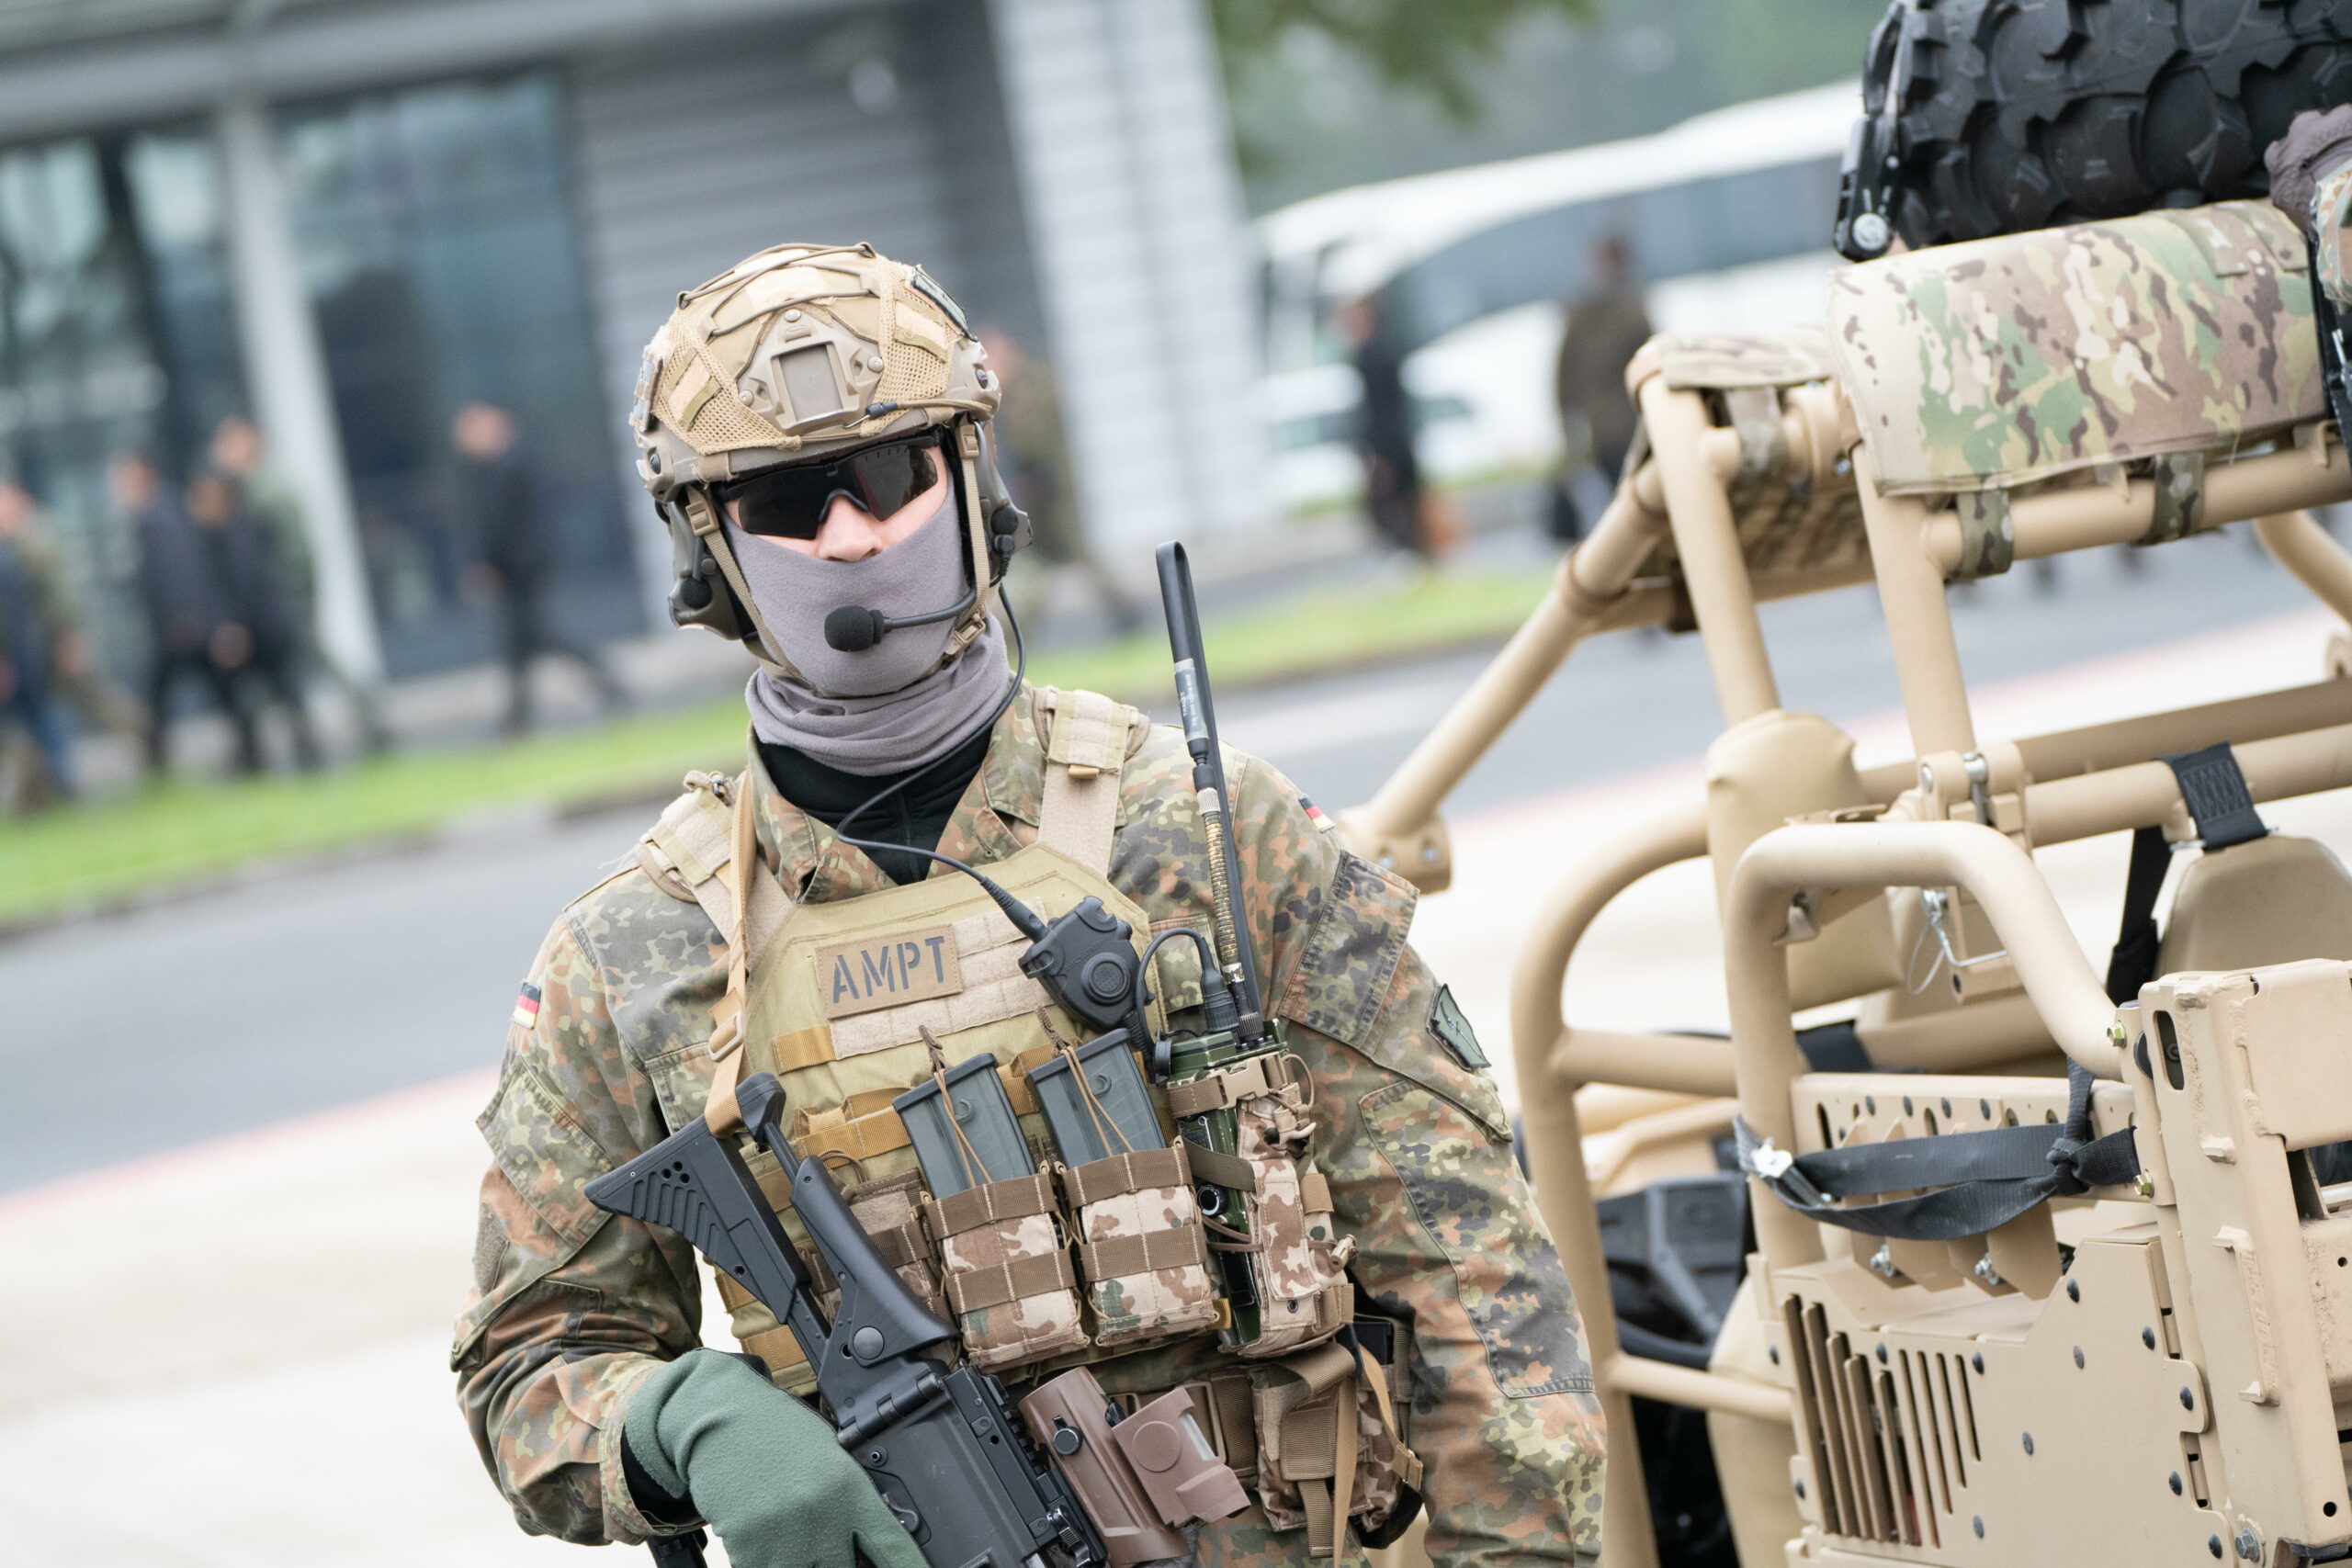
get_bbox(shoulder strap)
[1035,686,1142,874]
[635,772,794,1134]
[637,773,793,960]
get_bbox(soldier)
[454,243,1605,1568]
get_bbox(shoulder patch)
[1428,984,1488,1069]
[511,982,543,1031]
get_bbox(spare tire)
[1834,0,2352,260]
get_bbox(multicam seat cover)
[1621,326,1871,597]
[1827,198,2324,495]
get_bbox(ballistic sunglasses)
[715,431,946,539]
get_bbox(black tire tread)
[1873,0,2352,250]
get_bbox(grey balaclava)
[728,491,1010,776]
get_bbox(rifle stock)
[586,1073,1105,1568]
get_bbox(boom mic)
[821,584,979,652]
[823,604,889,652]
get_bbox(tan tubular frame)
[1339,484,1668,885]
[1344,376,1878,890]
[1637,381,1782,724]
[1722,820,2123,1263]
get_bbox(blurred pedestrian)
[187,471,321,770]
[1549,234,1653,543]
[0,480,79,805]
[209,415,390,751]
[1343,294,1434,560]
[978,328,1142,636]
[451,402,625,735]
[121,452,259,776]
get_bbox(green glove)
[625,1349,927,1568]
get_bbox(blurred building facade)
[0,0,1265,684]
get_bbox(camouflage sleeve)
[452,908,705,1545]
[2317,161,2352,310]
[1227,755,1609,1567]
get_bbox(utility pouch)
[828,1168,948,1325]
[1019,1368,1191,1568]
[1250,1338,1424,1559]
[1062,1143,1220,1348]
[1171,1053,1353,1358]
[924,1169,1089,1370]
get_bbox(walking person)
[121,452,259,777]
[0,479,78,805]
[1549,234,1653,543]
[187,471,321,771]
[209,416,390,752]
[977,328,1142,635]
[450,401,625,734]
[1342,293,1432,561]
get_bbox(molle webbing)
[1065,1144,1189,1206]
[1079,1224,1211,1283]
[789,1044,1060,1162]
[1035,685,1136,870]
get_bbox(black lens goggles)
[714,431,946,540]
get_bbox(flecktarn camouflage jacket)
[454,685,1605,1565]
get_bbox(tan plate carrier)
[635,686,1414,1554]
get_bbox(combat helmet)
[630,242,1026,682]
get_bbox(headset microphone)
[821,583,978,652]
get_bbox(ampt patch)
[816,924,964,1019]
[511,982,542,1031]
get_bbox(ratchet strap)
[2104,743,2267,1005]
[1737,1061,2139,1241]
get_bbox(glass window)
[0,129,244,675]
[276,71,635,672]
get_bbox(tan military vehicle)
[1340,189,2352,1568]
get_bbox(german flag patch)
[1300,795,1335,832]
[512,982,543,1031]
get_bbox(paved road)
[0,528,2322,1189]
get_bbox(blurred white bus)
[1256,81,1859,514]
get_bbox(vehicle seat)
[2160,833,2352,975]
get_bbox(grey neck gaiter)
[727,497,1010,776]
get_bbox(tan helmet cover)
[631,242,1010,685]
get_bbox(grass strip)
[0,564,1549,926]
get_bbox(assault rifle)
[585,1072,1106,1568]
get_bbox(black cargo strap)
[1736,1062,2139,1241]
[2104,743,2267,1005]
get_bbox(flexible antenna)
[1155,542,1264,1041]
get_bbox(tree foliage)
[1209,0,1598,125]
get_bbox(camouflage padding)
[1615,327,1870,602]
[1625,324,1841,394]
[454,686,1604,1563]
[925,1169,1090,1370]
[1065,1144,1220,1347]
[2316,162,2352,310]
[1829,198,2323,495]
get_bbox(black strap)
[2105,825,2171,1005]
[1739,1062,2140,1242]
[2163,743,2267,850]
[1795,1020,1872,1074]
[646,1530,708,1568]
[2104,743,2267,1005]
